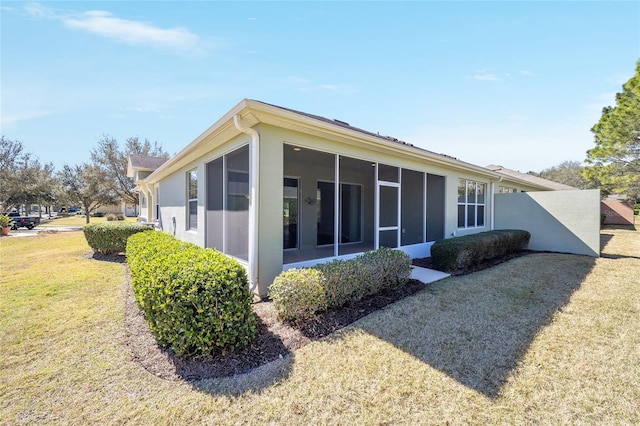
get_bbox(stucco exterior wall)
[494,189,600,257]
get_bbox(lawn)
[1,227,638,424]
[38,215,138,227]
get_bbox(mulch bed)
[120,251,531,381]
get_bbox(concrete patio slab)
[410,266,450,284]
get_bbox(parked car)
[5,212,39,230]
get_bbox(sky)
[1,1,639,173]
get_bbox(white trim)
[334,154,339,257]
[423,172,427,243]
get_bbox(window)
[226,146,250,260]
[283,178,299,249]
[457,179,485,228]
[187,169,198,230]
[204,146,249,260]
[316,181,335,246]
[499,186,517,194]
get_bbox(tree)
[584,59,640,201]
[90,135,168,209]
[58,163,118,223]
[0,136,57,212]
[530,160,593,189]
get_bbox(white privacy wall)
[494,189,601,257]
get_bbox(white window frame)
[187,169,198,230]
[457,178,486,229]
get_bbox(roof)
[485,165,576,190]
[129,154,168,170]
[254,100,420,150]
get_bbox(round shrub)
[269,268,327,322]
[126,231,257,355]
[83,222,153,254]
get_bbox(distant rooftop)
[486,165,575,190]
[129,154,168,170]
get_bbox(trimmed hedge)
[430,229,531,272]
[83,222,153,254]
[269,247,412,322]
[270,268,327,322]
[126,231,256,356]
[318,247,412,309]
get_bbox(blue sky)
[2,1,639,173]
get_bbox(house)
[127,154,169,220]
[131,99,600,297]
[601,195,635,226]
[484,165,576,191]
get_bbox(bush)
[106,213,117,221]
[318,247,412,309]
[83,222,153,254]
[269,247,412,321]
[116,212,125,221]
[126,231,257,356]
[634,204,639,215]
[269,268,327,322]
[430,229,531,272]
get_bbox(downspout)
[233,115,259,293]
[491,176,503,230]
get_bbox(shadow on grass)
[355,253,596,399]
[600,232,614,252]
[88,252,127,263]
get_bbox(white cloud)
[0,110,54,127]
[468,72,501,82]
[606,73,630,85]
[287,76,356,94]
[23,3,203,55]
[584,92,617,115]
[520,70,535,76]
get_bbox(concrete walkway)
[410,266,450,284]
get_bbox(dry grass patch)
[38,216,137,227]
[1,228,638,424]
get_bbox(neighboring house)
[132,99,600,297]
[484,165,576,191]
[92,202,138,217]
[601,195,635,226]
[127,154,169,221]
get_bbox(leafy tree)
[58,163,118,223]
[530,160,593,189]
[90,135,168,209]
[0,136,57,213]
[584,59,640,201]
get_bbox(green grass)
[1,228,638,424]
